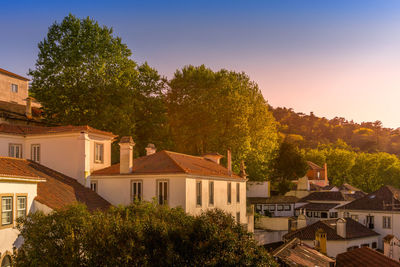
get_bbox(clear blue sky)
[2,0,400,128]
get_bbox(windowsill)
[94,161,104,164]
[0,223,13,230]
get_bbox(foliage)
[15,203,276,267]
[29,14,170,160]
[167,65,279,180]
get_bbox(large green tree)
[167,65,279,180]
[15,203,276,266]
[29,14,169,158]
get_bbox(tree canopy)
[15,202,276,266]
[167,65,279,180]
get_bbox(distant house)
[336,185,400,250]
[273,237,335,267]
[283,218,379,258]
[0,157,110,264]
[91,139,249,225]
[336,247,400,267]
[0,68,43,125]
[306,161,329,187]
[248,195,299,217]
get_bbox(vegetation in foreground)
[14,202,276,266]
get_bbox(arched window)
[1,255,11,267]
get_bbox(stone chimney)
[297,214,307,229]
[119,136,135,174]
[227,149,232,176]
[239,160,247,178]
[336,218,346,238]
[145,143,156,156]
[25,97,32,119]
[203,152,223,164]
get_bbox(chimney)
[297,214,307,229]
[336,218,346,238]
[119,136,135,174]
[25,97,32,119]
[145,143,156,156]
[227,149,232,176]
[324,163,328,185]
[239,160,247,178]
[203,152,223,164]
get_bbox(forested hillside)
[272,107,400,154]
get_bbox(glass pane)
[163,182,168,202]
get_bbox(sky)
[1,0,400,128]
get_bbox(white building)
[91,138,249,225]
[337,185,400,250]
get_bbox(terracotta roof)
[0,123,116,137]
[248,196,299,204]
[0,157,110,211]
[283,218,379,241]
[336,247,400,267]
[337,186,400,211]
[295,202,340,211]
[299,191,353,202]
[273,238,335,267]
[338,183,364,193]
[0,68,29,81]
[0,100,42,122]
[383,234,395,243]
[307,161,324,170]
[92,150,244,179]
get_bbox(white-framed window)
[383,216,392,229]
[157,180,168,205]
[11,84,18,93]
[269,205,276,211]
[31,144,40,163]
[196,181,202,206]
[236,183,240,203]
[131,180,142,201]
[94,143,104,163]
[1,196,13,226]
[284,205,291,211]
[236,212,240,224]
[209,181,214,206]
[90,181,98,193]
[227,182,232,204]
[277,205,284,211]
[9,144,22,158]
[16,196,26,219]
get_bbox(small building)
[273,237,335,267]
[384,235,400,261]
[336,247,400,267]
[283,218,379,258]
[306,161,329,187]
[248,195,299,217]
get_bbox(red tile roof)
[0,100,43,123]
[336,247,400,267]
[295,202,340,211]
[337,185,400,211]
[0,68,30,81]
[0,123,116,137]
[299,191,354,202]
[92,150,244,179]
[283,218,379,241]
[0,157,110,211]
[307,161,324,170]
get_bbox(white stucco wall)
[247,181,269,198]
[0,180,38,256]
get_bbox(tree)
[167,65,279,180]
[15,203,276,266]
[29,15,170,160]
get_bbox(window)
[1,196,13,226]
[90,181,97,192]
[284,205,291,211]
[209,181,214,206]
[236,212,240,224]
[343,212,350,218]
[329,212,338,218]
[16,196,26,219]
[367,216,374,229]
[94,143,104,163]
[227,182,231,204]
[347,245,359,251]
[236,183,240,203]
[196,181,202,206]
[372,242,377,249]
[314,212,320,218]
[277,205,283,211]
[9,144,22,158]
[383,216,392,229]
[269,205,276,211]
[11,84,18,93]
[321,212,328,218]
[317,171,320,178]
[256,204,262,213]
[306,211,312,217]
[31,144,40,163]
[157,180,168,205]
[361,243,369,248]
[131,180,142,201]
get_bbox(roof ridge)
[163,151,189,173]
[162,150,204,159]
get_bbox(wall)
[0,73,29,105]
[255,217,289,231]
[384,237,400,261]
[254,229,287,245]
[0,180,38,255]
[247,181,269,198]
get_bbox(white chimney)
[145,143,156,156]
[336,218,346,238]
[25,97,32,119]
[227,149,232,176]
[119,136,135,174]
[297,214,307,229]
[203,153,223,164]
